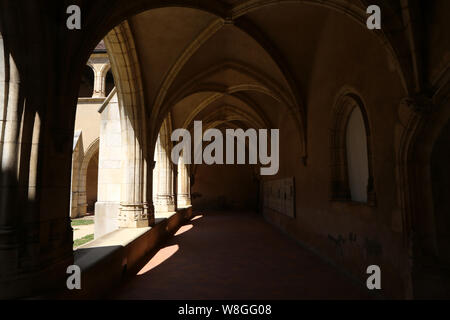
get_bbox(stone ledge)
[54,206,192,299]
[79,226,151,249]
[155,211,177,222]
[78,97,106,104]
[74,227,151,272]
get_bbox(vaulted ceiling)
[81,0,446,156]
[108,1,401,153]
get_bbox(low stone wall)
[54,206,192,299]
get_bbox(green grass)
[71,219,94,226]
[73,234,94,248]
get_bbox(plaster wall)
[260,12,408,298]
[192,164,258,211]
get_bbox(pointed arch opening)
[330,92,376,205]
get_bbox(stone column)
[88,55,110,98]
[77,189,88,216]
[154,133,176,214]
[70,131,84,219]
[142,158,155,225]
[104,22,152,229]
[0,35,24,289]
[177,155,191,208]
[0,4,73,298]
[95,92,123,238]
[118,97,149,228]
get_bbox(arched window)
[346,107,369,202]
[330,92,375,205]
[78,65,94,97]
[105,69,115,97]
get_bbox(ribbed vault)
[74,0,418,161]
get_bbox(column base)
[118,202,153,229]
[120,219,151,228]
[177,195,192,208]
[155,203,176,213]
[155,195,176,213]
[78,203,88,216]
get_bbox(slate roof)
[94,40,107,53]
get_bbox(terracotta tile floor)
[109,211,371,300]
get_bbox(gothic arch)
[160,61,291,133]
[230,0,410,93]
[79,64,95,98]
[75,1,412,172]
[78,138,100,215]
[78,0,410,102]
[164,61,300,155]
[185,103,268,131]
[190,120,264,181]
[166,61,296,114]
[329,88,376,205]
[0,0,442,299]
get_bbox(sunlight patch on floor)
[137,244,179,275]
[175,224,193,236]
[191,214,203,221]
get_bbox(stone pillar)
[0,35,24,289]
[396,94,433,287]
[95,93,122,238]
[117,98,149,228]
[0,4,73,298]
[77,190,88,216]
[88,56,110,98]
[104,22,153,230]
[142,158,155,225]
[177,155,191,208]
[154,133,176,214]
[70,131,84,219]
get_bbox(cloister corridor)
[1,1,449,301]
[108,211,371,300]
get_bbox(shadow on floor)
[107,211,372,300]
